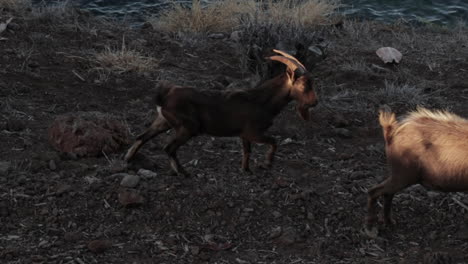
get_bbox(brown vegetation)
[149,0,338,33]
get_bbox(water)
[42,0,468,25]
[340,0,468,25]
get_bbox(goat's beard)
[297,105,310,121]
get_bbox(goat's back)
[386,108,468,189]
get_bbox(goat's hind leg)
[163,127,194,177]
[240,138,252,174]
[366,172,417,236]
[124,115,171,162]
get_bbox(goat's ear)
[286,67,295,80]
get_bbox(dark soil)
[1,9,468,264]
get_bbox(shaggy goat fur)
[366,106,468,234]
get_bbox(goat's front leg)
[240,138,252,173]
[382,193,395,226]
[163,127,193,177]
[366,181,386,235]
[124,114,171,162]
[251,134,277,169]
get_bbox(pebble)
[269,226,282,239]
[230,30,242,42]
[208,33,225,39]
[333,128,352,138]
[6,118,25,131]
[331,113,349,127]
[276,227,297,245]
[63,232,82,243]
[7,22,20,31]
[137,168,157,179]
[272,211,282,219]
[49,160,57,171]
[84,175,101,185]
[120,174,140,188]
[0,202,9,217]
[0,161,11,175]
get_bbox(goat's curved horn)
[272,49,307,71]
[267,55,305,75]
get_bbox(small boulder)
[48,111,130,157]
[376,47,402,64]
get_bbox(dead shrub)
[93,39,156,75]
[0,0,31,13]
[151,0,338,34]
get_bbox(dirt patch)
[1,9,468,264]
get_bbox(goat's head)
[268,49,318,121]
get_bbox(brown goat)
[366,106,468,235]
[124,49,318,176]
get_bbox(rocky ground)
[1,6,468,264]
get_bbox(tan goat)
[366,106,468,234]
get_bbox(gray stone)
[0,161,11,175]
[120,174,140,188]
[230,30,242,42]
[49,160,57,171]
[269,226,282,239]
[208,33,225,39]
[137,169,157,179]
[333,128,352,138]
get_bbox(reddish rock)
[64,232,83,243]
[118,189,144,207]
[88,239,112,253]
[48,112,130,157]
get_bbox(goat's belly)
[200,123,242,137]
[421,172,468,192]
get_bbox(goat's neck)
[261,76,293,114]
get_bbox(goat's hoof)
[257,163,272,170]
[363,226,379,238]
[380,217,396,227]
[178,171,191,178]
[166,169,178,176]
[169,168,190,178]
[239,168,253,175]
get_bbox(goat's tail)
[153,81,173,106]
[378,105,398,145]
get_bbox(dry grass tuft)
[150,0,256,33]
[30,0,76,22]
[0,0,31,12]
[260,0,338,28]
[94,39,156,75]
[376,80,428,108]
[151,0,338,34]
